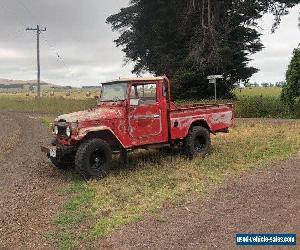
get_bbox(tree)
[107,0,299,99]
[282,44,300,112]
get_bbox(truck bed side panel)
[170,104,233,140]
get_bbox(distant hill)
[0,78,55,86]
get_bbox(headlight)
[66,126,71,137]
[54,126,59,135]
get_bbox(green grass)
[40,115,55,128]
[48,173,95,249]
[48,120,300,249]
[0,95,96,114]
[235,87,282,98]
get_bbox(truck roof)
[102,76,166,85]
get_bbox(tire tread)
[75,139,112,178]
[183,126,211,158]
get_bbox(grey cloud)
[0,0,132,86]
[250,6,300,83]
[0,0,299,86]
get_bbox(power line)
[43,37,69,68]
[41,36,76,81]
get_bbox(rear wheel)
[183,126,211,158]
[75,139,112,178]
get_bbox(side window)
[130,83,157,104]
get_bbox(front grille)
[58,126,66,136]
[57,119,67,137]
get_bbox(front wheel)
[75,139,112,178]
[50,155,75,170]
[183,126,211,158]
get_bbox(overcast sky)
[0,0,299,87]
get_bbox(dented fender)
[171,117,212,139]
[75,126,126,148]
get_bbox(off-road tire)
[183,126,211,158]
[50,139,74,170]
[75,139,112,179]
[50,156,75,170]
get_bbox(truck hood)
[55,107,124,123]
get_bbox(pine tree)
[107,0,299,99]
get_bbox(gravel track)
[0,112,68,249]
[0,113,20,160]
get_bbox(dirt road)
[0,112,68,249]
[0,112,299,249]
[98,154,300,249]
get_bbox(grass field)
[0,89,100,100]
[234,87,282,97]
[0,95,97,114]
[0,87,295,118]
[46,120,300,249]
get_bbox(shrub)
[281,45,300,112]
[235,96,292,118]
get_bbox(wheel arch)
[189,119,211,133]
[79,127,125,150]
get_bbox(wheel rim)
[90,149,106,171]
[194,135,206,152]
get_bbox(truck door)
[128,82,167,146]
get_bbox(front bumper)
[41,145,58,158]
[41,144,75,159]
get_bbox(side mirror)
[130,99,139,106]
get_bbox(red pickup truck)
[42,76,233,178]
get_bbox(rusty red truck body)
[42,76,233,178]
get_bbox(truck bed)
[169,102,234,140]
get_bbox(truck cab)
[42,76,233,178]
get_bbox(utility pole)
[26,25,47,98]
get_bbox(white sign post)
[207,75,223,102]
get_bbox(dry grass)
[48,120,300,249]
[0,90,100,100]
[0,95,97,114]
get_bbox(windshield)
[100,82,128,102]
